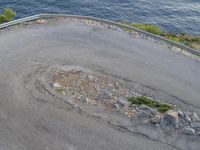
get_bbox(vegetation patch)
[129,24,164,35]
[0,8,16,24]
[128,96,173,113]
[120,22,200,51]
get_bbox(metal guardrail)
[0,15,40,28]
[1,13,200,56]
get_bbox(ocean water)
[0,0,199,35]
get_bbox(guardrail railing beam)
[0,14,200,57]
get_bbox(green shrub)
[130,24,164,35]
[128,96,173,113]
[0,8,16,24]
[164,33,181,43]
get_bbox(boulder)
[164,110,179,125]
[183,127,195,135]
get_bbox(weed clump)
[128,96,173,113]
[130,24,164,35]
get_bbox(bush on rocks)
[128,96,173,113]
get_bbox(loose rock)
[96,91,111,101]
[80,96,89,103]
[183,127,195,135]
[178,110,184,117]
[116,98,129,107]
[113,98,130,110]
[88,75,95,81]
[113,102,124,110]
[190,122,200,128]
[164,110,179,125]
[139,105,157,117]
[37,19,46,24]
[185,115,192,123]
[53,82,61,88]
[191,113,200,122]
[151,114,162,124]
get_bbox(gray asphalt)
[0,18,199,150]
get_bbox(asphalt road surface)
[0,18,199,150]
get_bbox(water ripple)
[0,0,199,35]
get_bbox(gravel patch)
[53,69,200,136]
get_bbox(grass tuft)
[128,96,173,113]
[130,24,164,35]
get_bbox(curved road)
[0,18,200,150]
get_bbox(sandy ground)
[0,18,200,150]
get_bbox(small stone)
[139,105,157,117]
[115,82,119,87]
[184,111,192,117]
[175,124,179,129]
[88,75,94,81]
[172,46,182,53]
[61,91,66,95]
[80,96,89,103]
[113,98,129,110]
[197,132,200,136]
[138,110,149,117]
[158,118,170,128]
[37,19,46,24]
[190,122,200,128]
[151,114,162,124]
[116,98,129,107]
[113,102,124,110]
[183,127,195,135]
[53,82,61,88]
[155,123,160,128]
[96,91,111,101]
[178,119,188,128]
[191,113,200,122]
[185,116,192,123]
[164,110,179,125]
[108,83,114,87]
[178,110,184,117]
[129,104,137,109]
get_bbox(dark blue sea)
[0,0,199,35]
